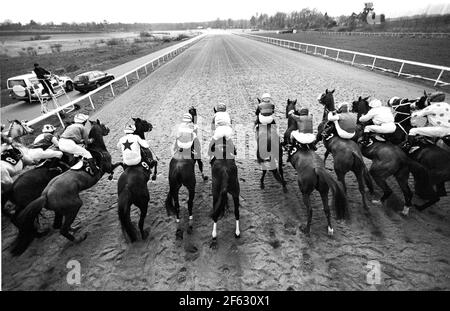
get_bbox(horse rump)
[406,158,437,200]
[10,195,47,256]
[117,183,138,242]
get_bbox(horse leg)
[318,185,333,236]
[233,194,240,238]
[137,193,150,240]
[394,168,413,216]
[354,170,369,210]
[53,211,63,229]
[151,162,158,181]
[299,190,313,236]
[196,159,208,181]
[336,170,347,193]
[60,201,87,243]
[370,166,393,204]
[186,185,195,235]
[260,170,267,189]
[436,182,447,197]
[324,150,330,164]
[210,221,218,249]
[173,186,183,240]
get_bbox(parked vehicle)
[7,73,73,103]
[73,71,115,93]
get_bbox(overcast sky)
[1,0,449,24]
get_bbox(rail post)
[371,57,377,70]
[434,69,444,86]
[136,70,140,80]
[88,95,95,109]
[125,76,129,87]
[351,54,356,65]
[336,51,340,61]
[110,84,115,97]
[398,62,405,76]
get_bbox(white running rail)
[26,33,207,128]
[237,33,449,88]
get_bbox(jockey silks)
[117,134,149,166]
[409,102,450,138]
[61,123,90,145]
[327,111,357,137]
[290,114,313,133]
[31,133,57,150]
[258,101,275,116]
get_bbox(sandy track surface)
[2,34,450,290]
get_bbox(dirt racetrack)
[2,33,450,290]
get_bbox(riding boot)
[442,135,450,147]
[360,132,372,147]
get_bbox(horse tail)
[10,195,47,256]
[352,151,374,193]
[211,168,229,221]
[406,158,436,200]
[118,184,137,241]
[315,168,349,220]
[165,183,178,217]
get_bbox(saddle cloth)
[258,114,274,125]
[1,147,23,166]
[291,130,316,144]
[70,158,97,176]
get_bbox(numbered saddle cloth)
[1,147,23,166]
[70,159,97,176]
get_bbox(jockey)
[58,113,97,173]
[406,101,450,150]
[117,124,150,167]
[209,104,236,161]
[255,93,276,126]
[29,124,63,161]
[359,98,396,145]
[174,113,202,159]
[324,102,357,140]
[288,108,317,157]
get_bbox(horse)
[209,139,240,249]
[318,89,336,122]
[316,91,374,209]
[188,106,208,181]
[117,118,156,242]
[388,97,414,145]
[11,119,120,256]
[352,96,439,216]
[2,120,34,143]
[2,159,71,227]
[255,100,287,192]
[286,123,348,235]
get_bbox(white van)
[7,72,74,103]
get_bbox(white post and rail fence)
[237,33,450,89]
[26,33,207,128]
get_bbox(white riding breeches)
[364,122,396,134]
[28,148,63,161]
[213,125,233,141]
[291,131,316,144]
[409,126,450,138]
[58,138,92,159]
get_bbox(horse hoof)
[371,199,381,204]
[260,183,265,190]
[108,175,113,181]
[283,187,288,193]
[176,229,183,240]
[187,226,193,235]
[401,206,410,217]
[151,175,157,181]
[141,230,149,240]
[300,225,310,236]
[235,233,240,239]
[36,229,50,238]
[75,233,88,244]
[210,238,218,249]
[327,226,334,236]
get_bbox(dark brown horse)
[352,96,439,216]
[283,99,299,145]
[117,118,156,242]
[209,138,240,249]
[255,100,287,192]
[11,119,120,256]
[285,106,348,236]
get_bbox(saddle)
[1,147,23,166]
[402,135,448,155]
[70,158,99,176]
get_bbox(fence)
[299,31,450,38]
[26,34,207,128]
[237,33,450,88]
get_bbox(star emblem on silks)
[122,139,133,150]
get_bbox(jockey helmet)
[124,124,136,134]
[388,96,400,106]
[74,113,89,124]
[215,103,227,112]
[182,113,192,123]
[368,98,382,108]
[42,124,56,133]
[299,108,309,116]
[261,93,271,101]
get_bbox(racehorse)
[318,89,336,121]
[11,119,120,256]
[352,96,439,215]
[255,101,287,192]
[188,106,208,181]
[117,118,156,242]
[388,97,414,145]
[209,138,240,249]
[283,99,299,145]
[316,91,374,209]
